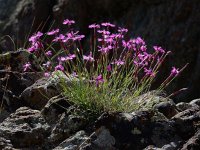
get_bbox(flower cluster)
[24,19,186,93]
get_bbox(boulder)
[52,130,90,150]
[0,107,51,148]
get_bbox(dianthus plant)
[23,19,187,119]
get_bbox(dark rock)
[94,111,182,149]
[154,101,178,118]
[190,99,200,107]
[41,95,70,126]
[181,130,200,150]
[0,137,14,150]
[0,49,40,72]
[52,130,90,150]
[176,101,199,112]
[49,111,87,144]
[0,107,51,148]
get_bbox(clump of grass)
[23,19,187,120]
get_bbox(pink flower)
[171,67,179,76]
[45,50,52,56]
[55,64,64,71]
[101,22,115,27]
[43,61,51,68]
[89,24,100,29]
[97,30,110,35]
[107,65,112,72]
[144,68,155,77]
[23,62,31,72]
[53,34,65,42]
[47,29,59,35]
[83,52,94,62]
[29,31,43,43]
[95,74,104,86]
[63,19,75,25]
[135,37,145,45]
[153,46,165,53]
[118,27,128,33]
[98,45,113,54]
[112,59,125,66]
[66,54,76,60]
[44,72,50,77]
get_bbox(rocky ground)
[0,51,200,150]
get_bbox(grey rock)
[154,101,178,118]
[41,95,70,126]
[20,71,80,110]
[53,130,90,150]
[0,137,14,150]
[176,102,192,111]
[181,130,200,150]
[190,99,200,107]
[0,107,51,148]
[49,111,87,143]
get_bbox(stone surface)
[0,107,51,148]
[49,111,87,144]
[181,130,200,150]
[52,130,90,150]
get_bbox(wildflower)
[83,52,94,62]
[101,22,115,28]
[89,24,100,29]
[29,31,43,43]
[144,68,155,77]
[112,59,125,66]
[72,72,78,77]
[97,30,110,35]
[118,27,128,33]
[45,50,52,56]
[135,37,145,45]
[107,65,112,72]
[66,54,76,60]
[43,61,51,68]
[171,67,179,76]
[140,45,147,52]
[47,29,59,35]
[55,64,64,71]
[63,19,75,25]
[98,45,113,54]
[44,72,50,77]
[23,62,31,71]
[95,74,104,86]
[153,46,165,54]
[53,34,65,42]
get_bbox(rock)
[41,95,70,126]
[49,111,87,143]
[172,106,200,139]
[0,49,40,71]
[176,101,199,112]
[154,101,178,118]
[20,71,80,110]
[0,137,14,150]
[176,102,192,111]
[93,126,116,150]
[0,107,51,148]
[190,99,200,107]
[131,91,172,111]
[181,130,200,150]
[52,130,90,150]
[0,0,54,52]
[94,111,182,149]
[0,109,10,123]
